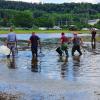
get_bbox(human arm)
[28,40,31,46]
[38,38,42,53]
[70,37,73,44]
[28,36,32,46]
[80,38,83,46]
[15,35,17,43]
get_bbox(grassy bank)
[0,29,99,41]
[96,36,100,42]
[0,29,91,34]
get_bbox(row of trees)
[0,0,100,30]
[0,0,100,14]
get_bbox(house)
[82,28,89,30]
[53,26,62,30]
[39,27,47,30]
[88,19,100,25]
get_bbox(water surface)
[0,34,100,100]
[0,33,91,40]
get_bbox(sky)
[8,0,100,4]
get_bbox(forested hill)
[0,0,100,29]
[0,0,100,14]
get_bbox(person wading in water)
[91,28,97,50]
[28,32,41,58]
[6,28,17,58]
[91,28,96,44]
[71,32,83,56]
[56,32,69,58]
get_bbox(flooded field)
[0,33,91,40]
[0,34,100,100]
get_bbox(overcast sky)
[8,0,100,4]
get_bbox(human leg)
[91,37,95,43]
[72,46,76,56]
[7,44,12,58]
[65,49,69,57]
[31,47,35,58]
[77,46,82,56]
[94,38,96,43]
[56,47,63,56]
[34,47,38,58]
[31,46,38,58]
[7,43,16,57]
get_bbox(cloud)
[64,0,100,3]
[7,0,100,3]
[70,0,99,3]
[42,0,100,3]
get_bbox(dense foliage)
[0,0,100,29]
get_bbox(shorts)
[61,43,68,50]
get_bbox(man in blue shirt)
[7,28,17,57]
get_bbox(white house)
[88,19,100,25]
[53,26,62,30]
[39,27,47,30]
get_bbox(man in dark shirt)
[28,32,41,58]
[91,29,96,44]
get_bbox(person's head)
[73,32,78,38]
[32,32,35,35]
[93,28,95,31]
[91,28,96,31]
[9,28,13,32]
[61,32,65,36]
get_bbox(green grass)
[0,29,91,34]
[96,36,100,42]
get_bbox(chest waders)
[72,38,82,56]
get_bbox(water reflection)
[31,57,40,72]
[59,55,81,80]
[58,56,68,62]
[7,57,16,69]
[60,57,68,78]
[72,56,80,77]
[0,41,100,85]
[73,56,80,63]
[91,43,96,50]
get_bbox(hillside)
[0,0,100,29]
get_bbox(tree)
[13,11,33,28]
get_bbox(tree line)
[0,0,100,30]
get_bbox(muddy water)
[0,35,100,99]
[0,33,91,40]
[0,42,100,82]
